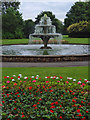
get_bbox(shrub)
[67,21,90,38]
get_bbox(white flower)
[73,79,76,81]
[24,77,28,79]
[84,79,87,81]
[13,75,16,77]
[31,76,34,78]
[18,78,20,80]
[18,74,22,78]
[12,79,15,81]
[45,77,47,79]
[7,76,9,78]
[51,77,53,79]
[36,75,39,77]
[36,77,38,79]
[56,77,59,79]
[78,81,81,84]
[67,77,72,80]
[87,81,90,83]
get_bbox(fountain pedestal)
[30,14,62,49]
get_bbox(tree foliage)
[64,2,90,28]
[2,7,24,39]
[67,21,90,37]
[2,0,20,14]
[23,19,35,38]
[35,11,64,33]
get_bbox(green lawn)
[62,35,89,44]
[1,35,89,45]
[2,67,88,81]
[2,39,29,45]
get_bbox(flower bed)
[1,74,90,120]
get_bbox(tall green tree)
[64,1,89,28]
[23,19,35,38]
[2,0,20,14]
[2,7,24,39]
[35,11,64,33]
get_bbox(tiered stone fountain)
[30,14,62,49]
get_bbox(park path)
[1,61,88,67]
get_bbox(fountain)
[29,14,62,49]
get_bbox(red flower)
[55,101,58,105]
[14,101,17,103]
[18,76,20,78]
[33,104,37,107]
[60,105,62,107]
[50,106,55,108]
[81,117,86,120]
[79,105,83,108]
[23,93,25,95]
[11,77,14,79]
[34,107,37,109]
[51,102,54,106]
[86,111,88,113]
[17,95,20,97]
[22,115,25,117]
[4,76,7,79]
[38,98,42,101]
[29,87,32,90]
[60,116,62,119]
[72,99,76,103]
[43,86,45,88]
[14,83,17,86]
[60,76,63,79]
[50,110,54,113]
[2,101,5,103]
[77,113,83,116]
[77,109,80,113]
[72,92,75,95]
[14,108,16,110]
[50,90,53,92]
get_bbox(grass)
[62,35,89,44]
[1,35,89,45]
[2,39,29,45]
[2,67,88,82]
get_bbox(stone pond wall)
[1,54,90,62]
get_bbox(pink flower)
[78,81,81,84]
[24,81,26,83]
[66,81,69,84]
[46,81,49,83]
[6,81,10,83]
[82,83,85,86]
[0,104,3,106]
[57,81,60,82]
[32,80,36,82]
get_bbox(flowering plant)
[1,74,89,120]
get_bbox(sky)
[19,0,85,22]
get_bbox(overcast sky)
[19,0,85,22]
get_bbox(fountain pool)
[2,44,89,56]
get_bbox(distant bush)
[2,32,15,39]
[67,21,90,38]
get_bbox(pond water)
[1,44,89,56]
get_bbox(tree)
[23,19,35,38]
[35,11,64,33]
[64,2,89,28]
[2,0,20,14]
[2,7,24,39]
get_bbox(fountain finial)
[44,14,47,18]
